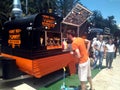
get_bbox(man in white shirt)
[93,35,106,70]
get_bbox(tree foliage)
[0,0,119,36]
[56,0,81,17]
[89,10,119,35]
[0,0,81,25]
[0,0,12,26]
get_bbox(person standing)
[66,30,94,90]
[93,35,106,70]
[114,37,119,58]
[105,38,116,69]
[91,37,99,69]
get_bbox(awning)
[62,3,93,27]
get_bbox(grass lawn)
[38,68,100,90]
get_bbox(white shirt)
[94,40,106,52]
[106,44,115,52]
[91,38,97,47]
[91,38,97,52]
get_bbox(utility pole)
[26,0,28,15]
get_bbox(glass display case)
[45,31,62,50]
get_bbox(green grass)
[38,68,100,90]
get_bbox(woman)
[105,38,116,69]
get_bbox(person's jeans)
[98,51,104,69]
[106,52,114,68]
[92,50,99,69]
[93,51,104,69]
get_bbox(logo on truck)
[8,29,21,48]
[42,15,56,29]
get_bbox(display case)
[45,31,62,50]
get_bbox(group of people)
[91,34,117,70]
[66,29,119,90]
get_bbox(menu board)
[42,15,56,29]
[8,29,21,48]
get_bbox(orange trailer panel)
[2,52,76,78]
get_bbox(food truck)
[1,13,77,79]
[0,3,92,79]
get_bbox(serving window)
[45,31,62,50]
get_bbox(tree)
[21,0,58,14]
[34,0,58,13]
[89,10,104,28]
[21,0,38,15]
[56,0,81,17]
[106,16,118,34]
[89,10,119,35]
[0,0,12,26]
[0,0,81,22]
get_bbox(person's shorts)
[78,58,91,81]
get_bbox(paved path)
[91,54,120,90]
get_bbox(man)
[93,35,106,70]
[66,30,94,90]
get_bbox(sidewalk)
[91,54,120,90]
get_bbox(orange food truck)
[0,3,92,79]
[0,13,77,79]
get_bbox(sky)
[80,0,120,27]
